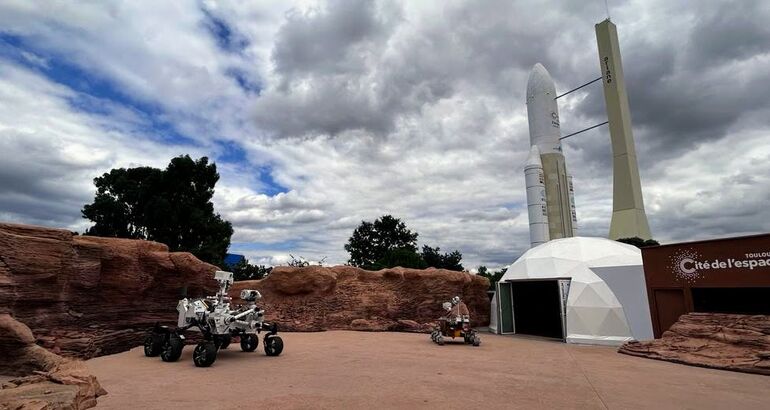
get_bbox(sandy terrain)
[87,331,770,409]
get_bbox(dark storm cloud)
[0,131,94,228]
[271,0,394,81]
[565,0,770,169]
[4,0,770,268]
[687,0,770,67]
[650,177,770,242]
[253,0,605,139]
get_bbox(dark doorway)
[692,287,770,315]
[511,280,563,339]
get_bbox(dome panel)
[498,236,648,345]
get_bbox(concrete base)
[609,208,652,240]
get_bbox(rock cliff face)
[1,223,490,359]
[0,223,490,408]
[229,265,490,332]
[0,314,106,409]
[0,223,218,360]
[619,313,770,375]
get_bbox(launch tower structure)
[595,19,652,240]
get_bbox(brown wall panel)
[652,289,687,337]
[641,234,770,337]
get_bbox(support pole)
[596,19,652,240]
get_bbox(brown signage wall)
[641,233,770,337]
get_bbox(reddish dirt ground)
[87,331,770,409]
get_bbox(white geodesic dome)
[500,237,653,345]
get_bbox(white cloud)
[0,62,209,230]
[1,0,770,271]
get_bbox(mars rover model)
[430,296,481,346]
[143,270,283,367]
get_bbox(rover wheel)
[437,335,445,346]
[160,334,183,362]
[240,334,258,352]
[472,335,481,347]
[264,336,283,356]
[193,341,217,367]
[144,334,162,357]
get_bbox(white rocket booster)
[525,63,577,247]
[525,145,549,247]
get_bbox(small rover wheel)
[160,334,183,362]
[437,335,445,346]
[240,334,258,352]
[472,335,481,347]
[144,334,162,357]
[264,336,283,356]
[193,341,217,367]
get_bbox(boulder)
[230,265,490,332]
[619,312,770,375]
[0,314,106,409]
[0,223,218,360]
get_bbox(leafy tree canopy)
[421,245,464,271]
[370,247,427,270]
[476,266,508,291]
[344,215,418,268]
[617,237,660,248]
[232,259,272,281]
[82,155,233,266]
[344,215,463,271]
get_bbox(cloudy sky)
[1,0,769,269]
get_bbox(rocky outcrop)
[0,223,218,360]
[229,265,490,332]
[619,313,770,375]
[0,314,106,410]
[1,221,490,343]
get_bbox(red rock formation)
[0,314,106,409]
[0,223,218,360]
[1,222,490,357]
[619,313,770,376]
[229,265,490,332]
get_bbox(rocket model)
[525,63,577,247]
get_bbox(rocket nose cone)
[531,63,548,77]
[527,63,556,100]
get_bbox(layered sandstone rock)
[0,223,218,360]
[619,313,770,375]
[0,314,106,410]
[229,265,490,332]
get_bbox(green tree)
[421,245,464,271]
[232,259,272,281]
[344,215,419,268]
[477,265,508,291]
[617,237,660,248]
[82,155,233,266]
[370,247,427,270]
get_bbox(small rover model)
[430,296,480,346]
[144,270,283,367]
